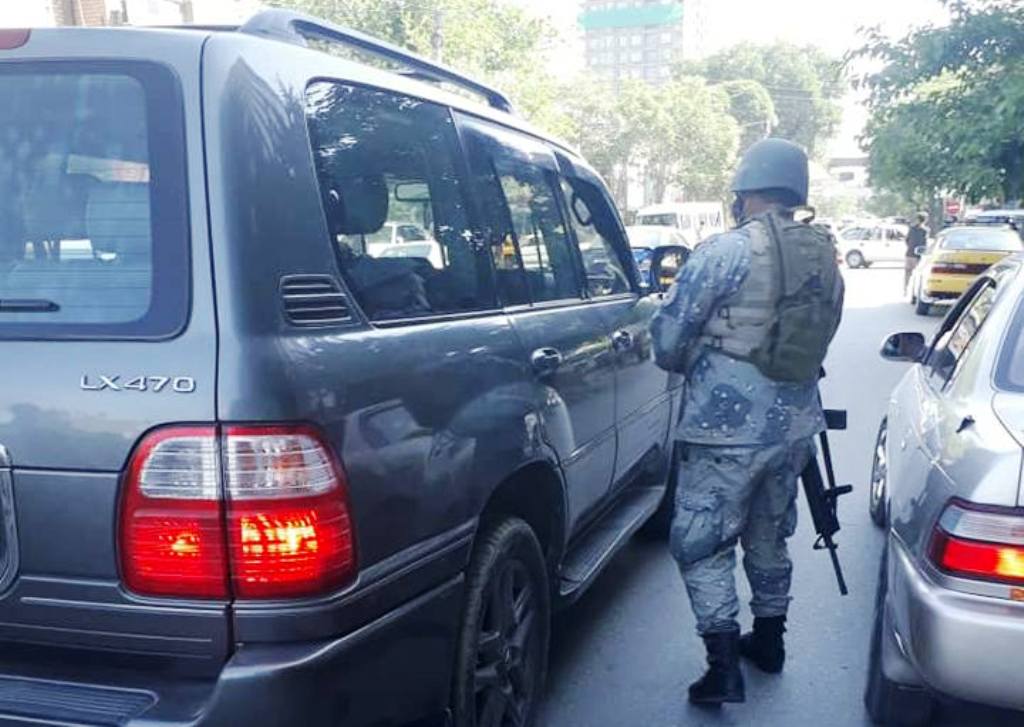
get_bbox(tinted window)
[929,281,997,383]
[305,83,495,321]
[0,63,188,338]
[561,178,630,297]
[458,117,581,306]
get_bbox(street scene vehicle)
[627,225,691,285]
[909,224,1023,315]
[0,11,684,727]
[869,258,1024,724]
[965,209,1024,234]
[635,202,726,246]
[837,223,910,269]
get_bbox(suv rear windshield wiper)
[0,299,61,313]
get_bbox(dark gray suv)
[0,12,682,726]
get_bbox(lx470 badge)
[80,375,197,393]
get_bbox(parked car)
[909,223,1023,315]
[0,12,684,727]
[965,208,1024,236]
[635,202,726,246]
[626,225,691,285]
[867,257,1024,724]
[377,240,445,269]
[837,222,910,268]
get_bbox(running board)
[558,487,664,603]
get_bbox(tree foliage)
[858,0,1024,204]
[718,80,777,153]
[683,43,844,157]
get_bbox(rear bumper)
[0,577,463,727]
[922,272,973,302]
[889,538,1024,711]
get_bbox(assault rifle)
[801,406,853,596]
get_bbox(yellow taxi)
[911,224,1023,315]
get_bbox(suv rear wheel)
[454,518,550,727]
[865,547,935,726]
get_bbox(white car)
[838,223,910,268]
[377,241,444,269]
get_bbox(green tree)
[650,78,740,201]
[683,42,843,157]
[266,0,554,110]
[858,0,1024,204]
[718,79,777,153]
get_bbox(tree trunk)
[1002,141,1024,207]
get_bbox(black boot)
[688,630,745,706]
[739,615,787,674]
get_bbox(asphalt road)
[537,267,1020,727]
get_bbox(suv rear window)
[0,62,189,339]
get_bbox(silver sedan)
[867,255,1024,725]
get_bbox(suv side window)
[305,82,496,321]
[560,177,631,297]
[458,116,583,306]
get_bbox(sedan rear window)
[0,63,188,339]
[939,228,1023,252]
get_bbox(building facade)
[52,0,109,26]
[580,0,708,84]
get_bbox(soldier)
[651,139,844,706]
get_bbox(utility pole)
[431,8,444,61]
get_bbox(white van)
[636,202,726,246]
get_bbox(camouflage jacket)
[650,227,831,446]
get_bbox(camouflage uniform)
[652,227,838,635]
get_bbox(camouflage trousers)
[669,438,816,635]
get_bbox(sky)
[0,0,953,157]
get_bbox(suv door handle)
[531,347,563,375]
[612,330,634,351]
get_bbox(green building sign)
[579,2,684,30]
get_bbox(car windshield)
[637,214,676,227]
[939,228,1023,252]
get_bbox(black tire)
[915,299,931,316]
[638,444,680,540]
[453,518,550,727]
[869,420,889,528]
[865,547,935,726]
[847,250,866,268]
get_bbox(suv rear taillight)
[929,500,1024,585]
[120,425,356,600]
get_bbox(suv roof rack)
[238,9,515,114]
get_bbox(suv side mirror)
[648,245,690,293]
[881,331,926,362]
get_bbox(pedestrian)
[906,213,928,289]
[650,139,845,707]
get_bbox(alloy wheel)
[474,559,541,727]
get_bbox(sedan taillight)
[120,425,356,600]
[929,500,1024,585]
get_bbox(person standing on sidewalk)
[906,213,928,290]
[650,139,844,707]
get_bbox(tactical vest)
[699,212,842,383]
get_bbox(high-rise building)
[580,0,708,85]
[52,0,109,26]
